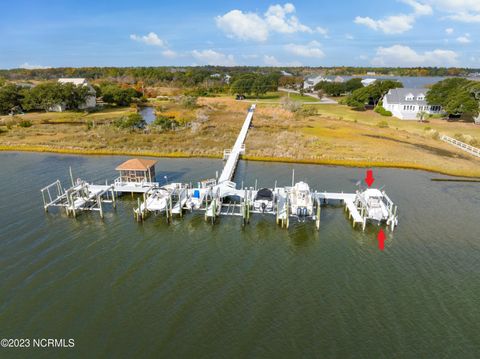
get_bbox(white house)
[303,75,331,90]
[382,88,443,120]
[50,78,96,112]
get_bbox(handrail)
[441,135,480,158]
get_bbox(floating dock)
[41,104,399,231]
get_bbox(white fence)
[440,135,480,158]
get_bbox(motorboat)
[289,182,314,217]
[144,187,172,212]
[355,188,397,226]
[253,188,274,213]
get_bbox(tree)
[0,84,23,114]
[113,113,146,130]
[21,83,65,111]
[344,80,403,110]
[61,83,90,110]
[100,84,141,106]
[426,78,480,118]
[416,111,427,122]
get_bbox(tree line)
[0,81,142,114]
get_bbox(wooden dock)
[41,103,399,231]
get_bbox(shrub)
[295,106,317,118]
[179,96,198,109]
[113,113,146,130]
[280,97,301,112]
[18,119,32,128]
[377,120,389,128]
[152,115,179,131]
[374,105,392,116]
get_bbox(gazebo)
[115,158,157,183]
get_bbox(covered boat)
[253,188,274,212]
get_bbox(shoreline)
[2,145,480,179]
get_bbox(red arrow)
[365,169,375,187]
[377,229,386,251]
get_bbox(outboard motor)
[261,202,266,213]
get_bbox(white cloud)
[372,44,458,66]
[216,3,313,41]
[162,49,177,58]
[130,32,165,47]
[354,14,415,34]
[345,33,354,40]
[426,0,480,22]
[191,49,236,66]
[215,10,269,41]
[263,55,302,67]
[19,62,51,69]
[284,41,325,58]
[354,0,432,34]
[264,55,282,66]
[401,0,433,15]
[456,33,471,43]
[316,26,329,38]
[264,3,312,33]
[445,27,454,34]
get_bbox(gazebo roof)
[115,158,157,171]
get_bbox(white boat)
[144,187,172,212]
[253,188,275,213]
[356,188,398,227]
[290,182,314,217]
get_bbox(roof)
[115,158,157,171]
[361,78,377,86]
[58,78,88,86]
[384,88,429,106]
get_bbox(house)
[115,158,157,183]
[303,75,331,90]
[382,88,443,120]
[333,76,345,83]
[361,78,377,86]
[50,78,96,112]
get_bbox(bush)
[18,119,32,128]
[377,120,389,128]
[113,113,146,130]
[280,97,301,112]
[374,105,392,116]
[152,115,179,131]
[179,96,198,109]
[295,106,317,117]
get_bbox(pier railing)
[440,135,480,158]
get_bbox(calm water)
[139,106,156,124]
[1,152,480,358]
[326,75,451,88]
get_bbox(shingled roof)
[115,158,157,171]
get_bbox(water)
[1,152,479,358]
[326,75,451,88]
[139,106,156,124]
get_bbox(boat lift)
[41,104,399,231]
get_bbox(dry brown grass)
[1,97,480,177]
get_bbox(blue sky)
[1,0,479,69]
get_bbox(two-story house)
[382,88,443,120]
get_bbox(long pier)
[219,104,255,183]
[41,103,399,231]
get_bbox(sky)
[1,0,479,69]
